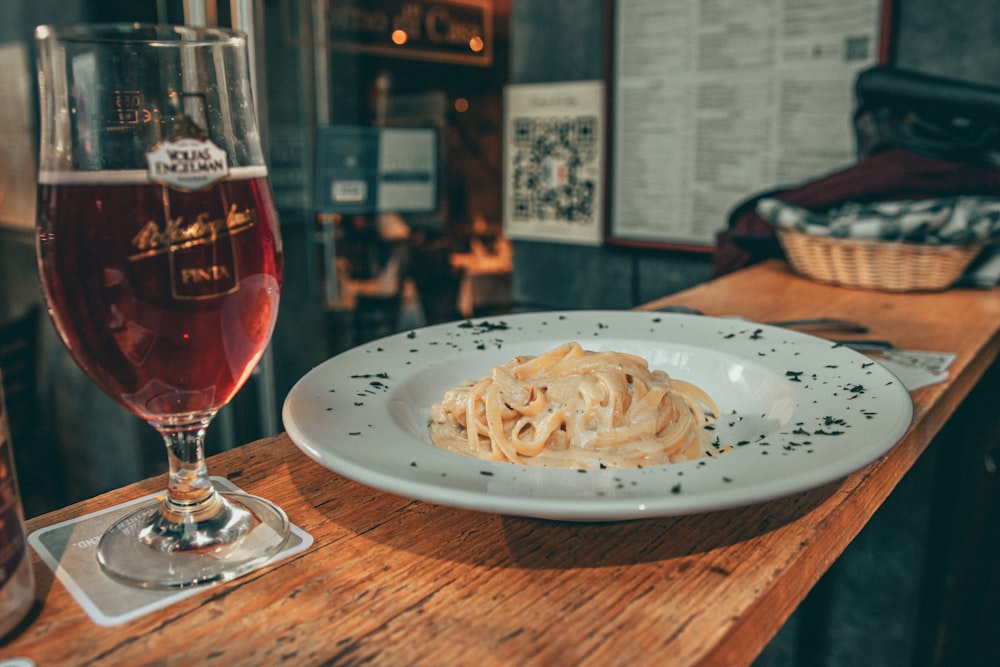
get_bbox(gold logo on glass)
[129,204,257,300]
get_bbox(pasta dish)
[428,342,720,469]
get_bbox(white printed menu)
[610,0,886,247]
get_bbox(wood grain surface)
[3,261,997,666]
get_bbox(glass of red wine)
[34,24,290,588]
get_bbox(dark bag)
[854,65,1000,164]
[713,66,1000,277]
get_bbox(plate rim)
[282,310,914,520]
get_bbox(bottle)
[0,371,34,638]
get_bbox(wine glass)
[34,24,290,589]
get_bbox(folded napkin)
[874,348,956,391]
[757,195,1000,286]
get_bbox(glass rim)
[34,23,246,47]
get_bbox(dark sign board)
[322,0,493,67]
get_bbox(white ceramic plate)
[282,311,913,521]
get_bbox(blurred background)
[4,0,998,512]
[0,2,998,663]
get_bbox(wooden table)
[4,260,998,666]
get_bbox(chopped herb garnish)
[458,319,510,332]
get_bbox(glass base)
[97,491,290,589]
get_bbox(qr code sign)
[509,115,599,225]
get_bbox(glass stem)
[139,416,253,553]
[158,417,222,522]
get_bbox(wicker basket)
[777,229,983,292]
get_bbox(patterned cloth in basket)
[756,196,1000,287]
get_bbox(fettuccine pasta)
[428,342,720,469]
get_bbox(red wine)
[37,170,283,421]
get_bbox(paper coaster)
[27,477,313,627]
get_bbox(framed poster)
[607,0,893,250]
[503,81,605,246]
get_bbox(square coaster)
[27,477,312,626]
